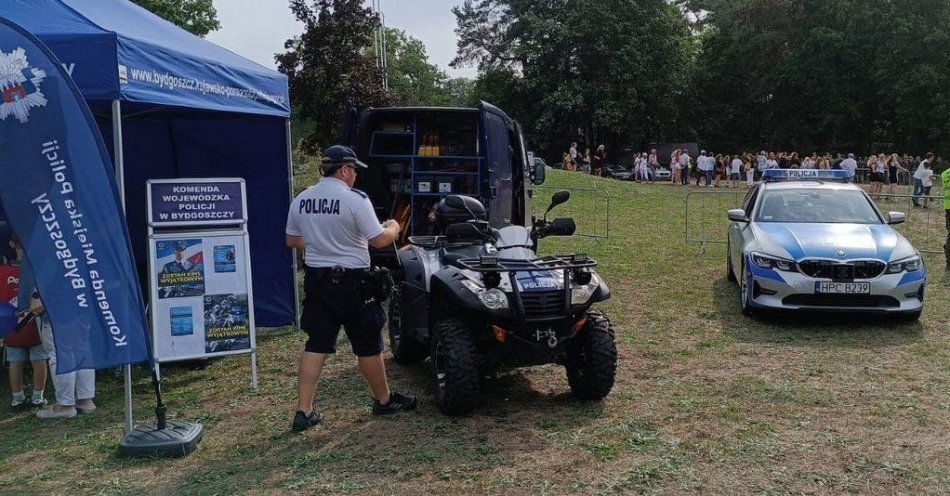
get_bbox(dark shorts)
[872,172,886,183]
[301,267,385,357]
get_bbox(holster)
[359,266,393,302]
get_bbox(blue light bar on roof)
[762,169,849,182]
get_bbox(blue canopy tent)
[1,0,298,329]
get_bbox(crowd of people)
[559,143,942,204]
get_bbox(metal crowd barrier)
[685,189,947,256]
[531,185,610,242]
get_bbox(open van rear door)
[478,101,514,227]
[339,106,359,146]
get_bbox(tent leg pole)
[112,99,134,436]
[250,351,259,390]
[286,119,301,329]
[123,365,133,434]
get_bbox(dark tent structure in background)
[1,0,297,328]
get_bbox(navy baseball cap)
[322,145,368,169]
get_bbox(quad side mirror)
[887,211,906,225]
[728,209,749,222]
[546,190,570,214]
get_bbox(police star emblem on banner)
[0,47,47,123]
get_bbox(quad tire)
[387,285,428,364]
[566,311,617,400]
[431,318,480,415]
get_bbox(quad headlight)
[478,288,509,309]
[750,252,797,272]
[886,256,922,274]
[571,273,599,305]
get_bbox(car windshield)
[756,189,881,224]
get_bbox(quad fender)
[429,267,488,322]
[396,248,431,342]
[592,278,611,303]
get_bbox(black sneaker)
[372,392,417,415]
[291,410,322,432]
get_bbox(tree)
[692,0,950,155]
[132,0,220,37]
[453,0,695,160]
[369,28,453,106]
[277,0,392,152]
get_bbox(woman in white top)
[868,155,881,193]
[918,163,934,208]
[671,149,681,185]
[639,153,651,182]
[730,155,742,188]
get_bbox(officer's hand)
[382,219,400,230]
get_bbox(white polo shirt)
[286,177,384,269]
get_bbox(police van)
[340,102,544,264]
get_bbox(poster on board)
[155,239,205,299]
[149,231,254,362]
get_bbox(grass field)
[1,169,948,495]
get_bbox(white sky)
[206,0,476,78]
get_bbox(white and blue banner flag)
[0,18,149,372]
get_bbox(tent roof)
[1,0,290,117]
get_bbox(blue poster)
[213,244,236,273]
[0,19,149,372]
[169,306,193,336]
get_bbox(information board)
[148,178,246,227]
[146,177,256,387]
[148,231,256,362]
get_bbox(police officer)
[285,145,415,432]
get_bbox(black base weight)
[118,421,204,458]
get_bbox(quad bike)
[387,191,617,414]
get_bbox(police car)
[726,169,926,319]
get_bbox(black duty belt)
[306,265,369,283]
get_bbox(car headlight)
[886,256,922,274]
[750,252,797,272]
[478,288,509,309]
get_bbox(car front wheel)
[739,264,756,317]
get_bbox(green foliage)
[453,0,695,160]
[691,0,950,155]
[277,0,394,152]
[131,0,220,36]
[369,28,474,107]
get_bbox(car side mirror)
[533,159,546,185]
[887,211,906,225]
[728,209,749,222]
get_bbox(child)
[2,237,47,408]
